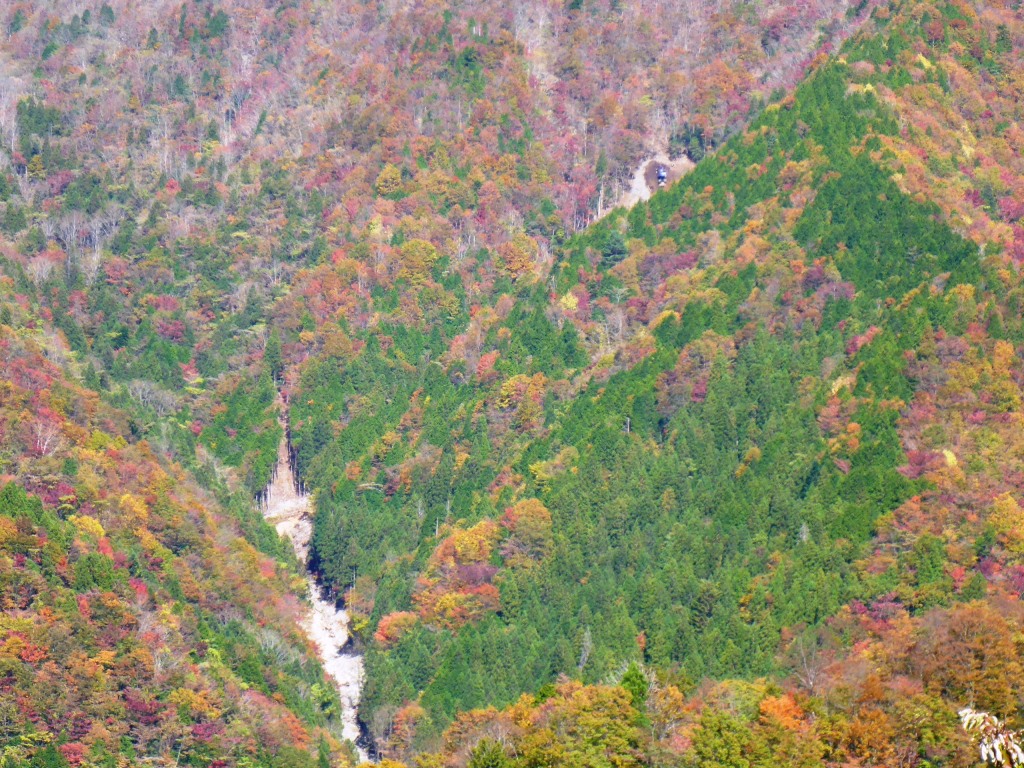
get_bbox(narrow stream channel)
[261,405,368,761]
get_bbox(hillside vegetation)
[0,313,355,767]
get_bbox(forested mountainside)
[3,0,1024,766]
[296,1,1024,762]
[0,0,865,498]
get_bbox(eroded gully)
[261,405,368,762]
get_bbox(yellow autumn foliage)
[119,493,150,526]
[69,514,105,541]
[990,492,1024,553]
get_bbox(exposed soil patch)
[619,153,695,211]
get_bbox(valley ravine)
[262,410,367,761]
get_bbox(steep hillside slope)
[283,0,1024,760]
[0,300,354,764]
